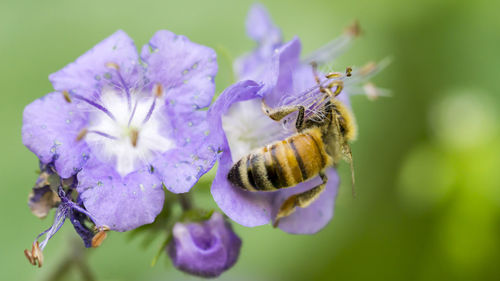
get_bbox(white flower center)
[221,99,289,163]
[85,88,174,176]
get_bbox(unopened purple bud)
[168,212,242,278]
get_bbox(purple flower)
[209,4,383,234]
[22,30,218,232]
[168,212,242,278]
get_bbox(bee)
[227,65,357,226]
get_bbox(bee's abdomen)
[228,128,328,191]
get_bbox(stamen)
[106,61,131,110]
[303,21,359,65]
[359,62,376,76]
[77,128,117,142]
[24,249,35,265]
[363,82,379,100]
[142,98,157,125]
[105,62,120,71]
[32,242,44,268]
[62,90,72,103]
[128,99,139,127]
[87,130,118,140]
[76,128,88,141]
[130,128,139,147]
[325,72,343,79]
[137,83,163,126]
[311,62,321,85]
[346,66,353,77]
[345,20,361,37]
[24,242,44,267]
[91,226,110,248]
[72,93,116,121]
[153,83,164,98]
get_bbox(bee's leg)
[273,172,327,227]
[295,105,306,131]
[261,100,306,131]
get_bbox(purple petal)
[290,64,317,96]
[234,4,282,81]
[76,158,164,231]
[141,30,217,111]
[70,208,95,248]
[209,81,275,227]
[274,168,339,234]
[211,148,274,227]
[245,3,281,44]
[265,37,302,103]
[152,109,217,193]
[22,92,90,178]
[238,37,302,105]
[207,80,266,163]
[49,30,140,99]
[207,80,264,148]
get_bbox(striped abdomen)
[227,127,331,191]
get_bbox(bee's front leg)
[261,100,305,131]
[273,172,327,227]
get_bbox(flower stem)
[178,193,192,211]
[45,238,96,281]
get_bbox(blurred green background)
[1,0,499,280]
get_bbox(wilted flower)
[168,212,242,278]
[25,164,99,267]
[22,30,219,233]
[28,163,61,219]
[209,4,384,234]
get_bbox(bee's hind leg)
[261,100,305,131]
[273,172,327,227]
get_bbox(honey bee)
[227,65,357,226]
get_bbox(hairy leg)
[273,172,327,227]
[261,100,306,131]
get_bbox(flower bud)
[168,212,242,278]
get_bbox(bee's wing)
[278,85,332,131]
[279,79,334,113]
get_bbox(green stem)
[46,238,96,281]
[178,193,192,211]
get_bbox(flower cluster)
[209,4,385,234]
[21,3,384,278]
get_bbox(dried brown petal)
[28,185,60,219]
